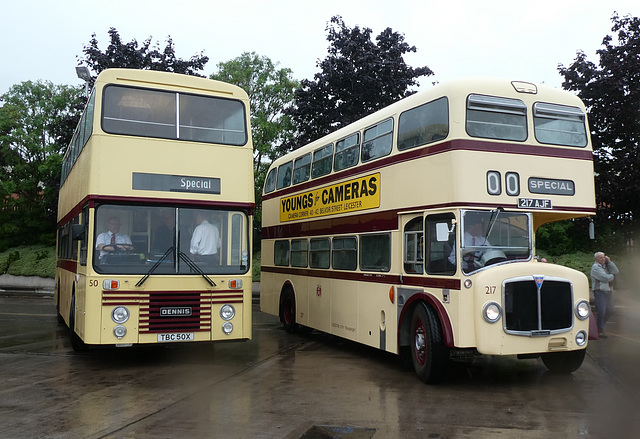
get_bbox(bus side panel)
[357,282,397,353]
[308,277,330,333]
[330,278,358,341]
[55,267,74,326]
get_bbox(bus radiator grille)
[503,279,573,334]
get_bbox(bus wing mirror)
[436,223,452,242]
[72,224,86,241]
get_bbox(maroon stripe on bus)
[56,259,78,273]
[58,194,254,227]
[262,210,398,239]
[260,265,461,290]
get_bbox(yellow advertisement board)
[280,173,380,222]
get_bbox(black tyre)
[410,303,449,384]
[541,349,586,374]
[280,288,297,334]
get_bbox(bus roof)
[94,68,249,101]
[269,77,585,169]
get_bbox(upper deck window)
[276,161,293,190]
[334,133,360,172]
[466,94,527,141]
[102,85,247,146]
[311,143,333,179]
[264,168,277,194]
[398,97,449,150]
[533,102,587,147]
[362,118,393,162]
[292,153,311,185]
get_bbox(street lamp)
[75,66,91,98]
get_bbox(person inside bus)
[151,210,175,254]
[448,214,491,271]
[95,216,134,260]
[190,211,221,265]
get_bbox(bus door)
[402,213,457,278]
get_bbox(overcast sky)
[1,0,639,97]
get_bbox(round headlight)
[113,325,127,339]
[222,322,234,335]
[575,300,591,320]
[483,302,502,323]
[220,304,236,321]
[111,306,130,324]
[576,330,588,347]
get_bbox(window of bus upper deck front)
[533,102,588,147]
[264,167,277,193]
[398,97,449,150]
[334,133,360,172]
[466,94,527,141]
[460,210,531,274]
[101,85,247,146]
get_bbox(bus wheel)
[410,303,449,384]
[280,288,297,334]
[541,349,586,374]
[69,295,86,352]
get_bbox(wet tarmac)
[1,290,639,438]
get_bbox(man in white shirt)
[448,214,490,269]
[190,212,221,265]
[95,216,133,261]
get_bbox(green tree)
[210,52,298,228]
[0,81,83,249]
[287,15,434,146]
[558,13,640,242]
[78,27,209,84]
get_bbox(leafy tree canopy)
[287,15,434,146]
[559,13,640,237]
[78,27,209,83]
[0,81,84,249]
[210,52,298,228]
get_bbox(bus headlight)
[482,302,502,323]
[576,330,587,347]
[220,304,236,321]
[222,322,234,335]
[575,300,590,320]
[113,325,127,339]
[111,306,130,324]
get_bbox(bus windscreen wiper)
[483,207,503,243]
[178,251,216,287]
[136,246,175,287]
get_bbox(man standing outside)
[591,251,619,338]
[190,211,221,265]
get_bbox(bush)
[0,246,56,278]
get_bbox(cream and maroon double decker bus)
[260,78,595,383]
[56,69,253,350]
